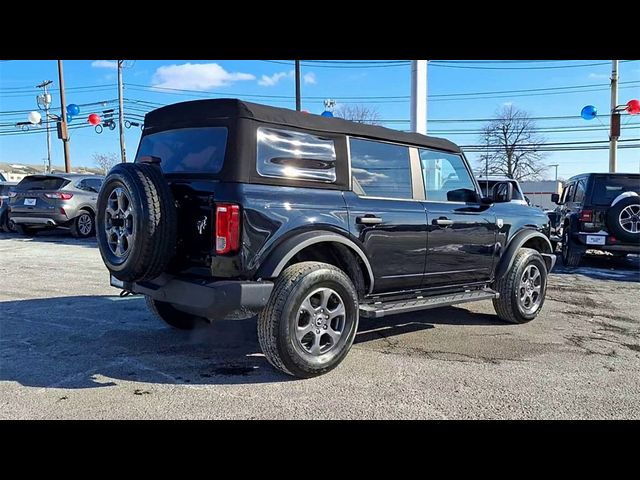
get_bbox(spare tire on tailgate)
[96,162,177,282]
[606,194,640,244]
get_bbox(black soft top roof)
[144,99,461,154]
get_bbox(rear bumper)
[572,232,639,253]
[9,212,69,226]
[111,274,274,319]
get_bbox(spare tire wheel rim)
[105,187,135,258]
[619,204,640,234]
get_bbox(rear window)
[16,176,69,191]
[135,127,228,174]
[592,176,640,205]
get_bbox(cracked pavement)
[1,232,639,419]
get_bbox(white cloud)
[257,70,318,87]
[91,60,118,69]
[303,72,317,85]
[588,72,609,80]
[502,102,513,107]
[151,63,255,90]
[258,70,294,87]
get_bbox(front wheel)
[258,262,359,378]
[493,248,548,324]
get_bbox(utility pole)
[117,60,127,162]
[36,80,53,173]
[295,60,301,111]
[549,163,559,182]
[609,60,619,173]
[410,60,428,135]
[57,60,71,173]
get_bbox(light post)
[548,164,559,182]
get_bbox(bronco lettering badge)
[196,216,207,235]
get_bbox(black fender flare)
[256,231,375,294]
[495,229,556,281]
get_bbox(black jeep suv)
[552,172,640,267]
[96,99,555,378]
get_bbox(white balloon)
[28,111,42,124]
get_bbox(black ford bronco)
[552,172,640,267]
[96,99,555,378]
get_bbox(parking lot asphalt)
[1,231,639,419]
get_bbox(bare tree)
[333,104,382,125]
[478,105,547,181]
[93,153,119,174]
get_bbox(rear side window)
[17,176,69,191]
[136,127,228,174]
[350,138,412,199]
[257,127,337,183]
[592,176,640,205]
[574,180,586,204]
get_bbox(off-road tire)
[561,227,582,267]
[145,295,208,330]
[96,162,177,282]
[16,225,39,236]
[493,248,548,324]
[607,195,640,244]
[70,210,95,238]
[258,261,359,378]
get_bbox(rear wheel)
[16,225,39,236]
[70,211,95,238]
[258,262,359,378]
[561,227,582,267]
[145,295,208,330]
[493,248,548,324]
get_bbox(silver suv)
[8,173,104,238]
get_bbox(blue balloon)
[66,113,73,123]
[581,105,597,121]
[321,110,334,118]
[66,103,80,116]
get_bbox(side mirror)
[551,193,560,204]
[493,182,513,203]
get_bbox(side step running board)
[359,288,499,319]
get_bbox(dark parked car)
[96,99,555,378]
[8,173,104,237]
[552,172,640,266]
[1,181,18,232]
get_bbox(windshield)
[16,176,69,191]
[592,176,640,205]
[135,127,228,174]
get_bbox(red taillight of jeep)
[579,209,593,222]
[215,204,240,255]
[44,192,73,200]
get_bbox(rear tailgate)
[9,176,70,214]
[168,179,216,269]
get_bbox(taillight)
[215,204,240,254]
[579,209,593,222]
[44,192,73,200]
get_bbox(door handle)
[357,215,383,225]
[434,218,454,226]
